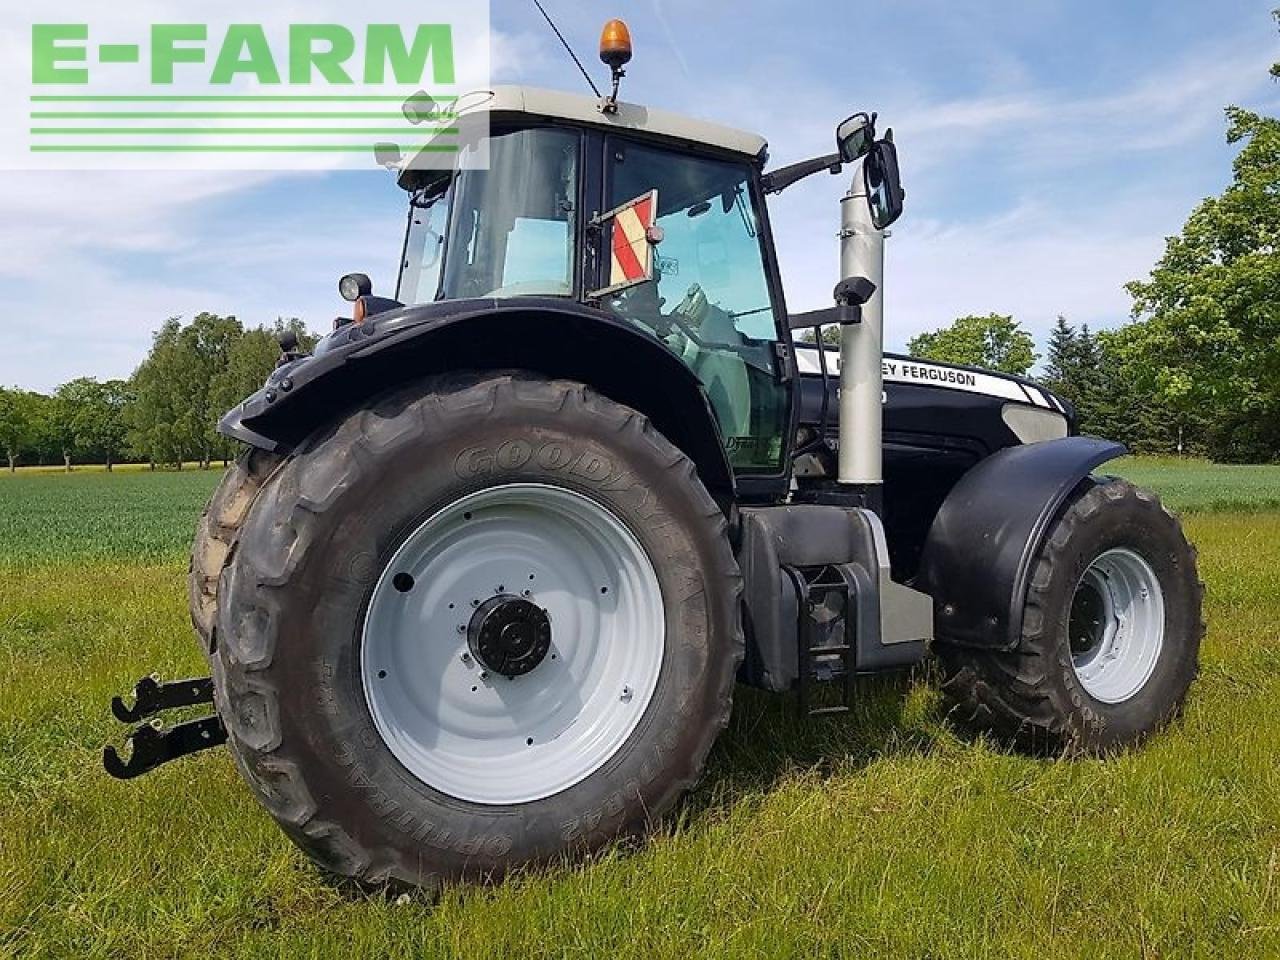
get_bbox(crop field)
[1110,457,1280,513]
[0,469,221,567]
[2,458,1279,958]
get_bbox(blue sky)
[2,0,1276,391]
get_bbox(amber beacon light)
[599,19,633,69]
[598,19,633,113]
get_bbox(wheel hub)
[468,595,552,677]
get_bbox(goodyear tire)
[212,373,743,888]
[189,448,284,655]
[938,478,1203,753]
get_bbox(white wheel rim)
[361,483,665,805]
[1068,547,1166,704]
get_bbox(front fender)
[917,436,1126,650]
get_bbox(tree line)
[0,315,314,472]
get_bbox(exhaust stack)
[838,167,885,486]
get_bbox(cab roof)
[446,85,769,161]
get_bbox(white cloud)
[883,202,1170,354]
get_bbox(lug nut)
[460,652,472,665]
[620,686,633,703]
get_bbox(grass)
[1,458,1279,958]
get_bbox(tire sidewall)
[1041,486,1200,747]
[222,379,736,878]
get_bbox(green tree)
[47,381,90,471]
[128,319,192,468]
[1120,18,1280,461]
[129,314,316,469]
[908,313,1038,375]
[62,379,131,470]
[1040,317,1117,438]
[0,388,43,472]
[1086,333,1179,454]
[181,312,245,469]
[207,318,317,465]
[1042,316,1077,391]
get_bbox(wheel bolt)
[621,686,633,703]
[460,652,472,665]
[471,598,481,608]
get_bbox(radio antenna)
[530,0,602,98]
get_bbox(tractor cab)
[381,86,794,474]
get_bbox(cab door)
[597,136,792,483]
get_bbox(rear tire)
[212,373,743,888]
[937,478,1203,753]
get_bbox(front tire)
[938,478,1203,753]
[213,373,743,888]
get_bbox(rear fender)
[916,436,1126,650]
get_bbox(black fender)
[219,296,735,499]
[916,436,1126,650]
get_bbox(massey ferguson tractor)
[104,21,1202,891]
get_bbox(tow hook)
[103,675,227,780]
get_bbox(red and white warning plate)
[597,190,659,296]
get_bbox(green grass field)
[2,458,1279,958]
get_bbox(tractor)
[104,20,1202,891]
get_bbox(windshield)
[398,127,580,304]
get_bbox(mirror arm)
[762,153,844,195]
[787,277,876,331]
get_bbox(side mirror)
[339,273,373,302]
[864,138,905,229]
[837,112,876,163]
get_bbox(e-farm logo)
[4,5,490,171]
[32,24,457,87]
